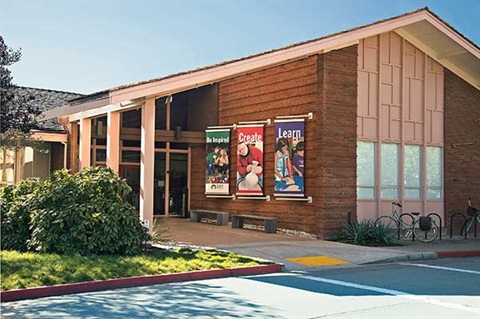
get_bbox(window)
[122,110,141,128]
[357,141,375,198]
[122,151,141,164]
[404,145,421,198]
[381,143,398,199]
[122,140,141,147]
[96,149,106,162]
[427,146,443,199]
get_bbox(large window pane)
[427,146,443,198]
[170,93,188,131]
[122,151,141,163]
[122,140,141,147]
[381,143,398,199]
[122,110,141,128]
[404,145,421,199]
[357,141,375,199]
[95,149,106,162]
[155,97,167,130]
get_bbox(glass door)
[154,152,166,215]
[119,165,141,213]
[168,153,189,216]
[120,151,189,217]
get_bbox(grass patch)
[1,249,266,291]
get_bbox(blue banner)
[274,120,305,197]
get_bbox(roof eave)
[109,10,432,105]
[61,8,479,120]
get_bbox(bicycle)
[375,201,409,235]
[460,198,479,236]
[375,201,439,243]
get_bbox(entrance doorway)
[120,165,140,212]
[119,150,189,217]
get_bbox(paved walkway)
[165,217,480,271]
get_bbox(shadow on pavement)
[1,282,281,319]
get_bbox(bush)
[332,220,396,247]
[0,178,42,251]
[1,167,146,255]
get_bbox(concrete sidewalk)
[165,218,480,271]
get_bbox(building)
[0,86,83,186]
[44,8,480,238]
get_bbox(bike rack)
[449,213,467,239]
[475,216,478,238]
[398,213,414,241]
[427,213,443,240]
[467,213,478,238]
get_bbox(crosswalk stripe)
[398,263,480,275]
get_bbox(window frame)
[357,141,376,199]
[404,144,421,199]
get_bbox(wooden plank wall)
[190,46,358,238]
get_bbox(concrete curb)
[361,250,480,265]
[0,263,282,303]
[361,252,439,265]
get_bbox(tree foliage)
[1,166,147,255]
[0,35,42,149]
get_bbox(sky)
[1,0,479,94]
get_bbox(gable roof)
[46,7,479,121]
[108,7,478,105]
[14,86,84,131]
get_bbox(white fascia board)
[395,29,480,90]
[68,103,124,122]
[424,12,480,59]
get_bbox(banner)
[236,125,264,196]
[274,120,305,197]
[205,129,230,195]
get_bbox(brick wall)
[191,56,320,235]
[444,70,480,230]
[190,45,358,238]
[317,46,358,238]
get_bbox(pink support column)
[107,111,120,173]
[140,99,155,233]
[79,118,91,170]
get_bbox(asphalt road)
[2,257,479,319]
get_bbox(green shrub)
[0,178,42,251]
[29,167,145,255]
[1,167,146,255]
[332,220,396,247]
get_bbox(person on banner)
[274,137,295,192]
[291,141,305,191]
[206,146,219,178]
[215,148,229,180]
[237,141,263,189]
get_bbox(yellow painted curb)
[287,255,350,267]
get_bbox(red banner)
[236,125,264,196]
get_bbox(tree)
[0,35,42,150]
